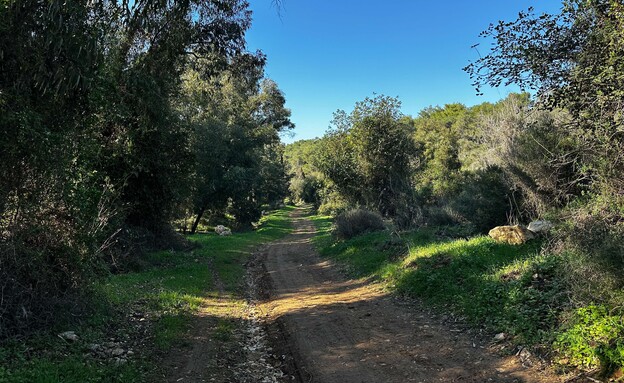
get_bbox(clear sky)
[245,0,563,143]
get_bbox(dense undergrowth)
[311,214,624,378]
[0,208,292,383]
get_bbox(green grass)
[313,215,562,344]
[0,357,142,383]
[310,213,624,376]
[0,207,294,383]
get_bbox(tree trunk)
[190,207,206,234]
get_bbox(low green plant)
[334,208,385,240]
[555,305,624,375]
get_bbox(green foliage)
[334,209,385,240]
[555,197,624,310]
[288,174,322,205]
[0,357,142,383]
[0,207,292,382]
[182,62,293,232]
[412,103,467,199]
[555,305,624,374]
[317,190,351,216]
[449,166,511,233]
[0,0,293,337]
[465,0,624,213]
[310,95,418,226]
[283,139,327,207]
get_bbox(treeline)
[286,93,562,232]
[286,0,623,344]
[287,0,623,238]
[0,1,291,337]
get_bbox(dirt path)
[256,207,563,383]
[162,255,287,383]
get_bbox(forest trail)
[256,207,562,383]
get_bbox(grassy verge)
[310,213,624,377]
[0,207,293,383]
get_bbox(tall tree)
[315,95,417,219]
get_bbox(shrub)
[318,190,351,216]
[449,166,512,233]
[390,190,424,230]
[289,174,322,205]
[555,305,624,374]
[425,205,461,227]
[334,209,385,240]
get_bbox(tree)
[0,0,274,336]
[411,104,468,199]
[464,0,624,195]
[180,54,293,233]
[314,95,418,222]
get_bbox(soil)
[163,207,565,383]
[254,207,563,383]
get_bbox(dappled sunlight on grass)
[0,208,294,383]
[103,207,294,301]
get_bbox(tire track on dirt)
[259,207,562,383]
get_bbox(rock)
[88,343,101,351]
[58,331,79,342]
[518,347,531,361]
[527,220,553,233]
[214,225,232,236]
[494,332,506,341]
[488,225,535,245]
[111,348,125,357]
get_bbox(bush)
[391,190,424,230]
[318,190,351,216]
[425,205,461,227]
[449,166,512,233]
[334,209,385,240]
[289,175,322,205]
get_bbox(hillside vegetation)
[1,0,624,381]
[284,2,624,377]
[0,208,292,382]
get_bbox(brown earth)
[254,207,564,383]
[161,207,566,383]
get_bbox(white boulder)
[527,220,553,233]
[214,225,232,236]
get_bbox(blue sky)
[245,0,563,143]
